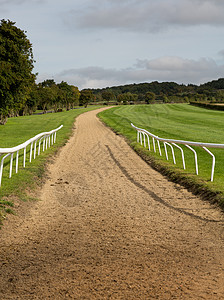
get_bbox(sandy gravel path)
[0,107,224,299]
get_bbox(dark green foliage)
[200,78,224,90]
[57,81,79,111]
[145,91,156,104]
[117,92,138,104]
[0,19,35,124]
[35,80,80,113]
[101,90,115,101]
[91,78,224,105]
[92,81,187,98]
[79,89,93,107]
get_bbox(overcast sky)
[1,0,224,89]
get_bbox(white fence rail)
[0,125,63,187]
[131,123,224,182]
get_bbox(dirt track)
[0,107,224,299]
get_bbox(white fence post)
[203,146,215,182]
[172,143,186,170]
[16,150,19,173]
[185,145,198,175]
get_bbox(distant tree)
[0,19,35,124]
[70,85,80,108]
[102,90,115,102]
[216,90,224,102]
[49,84,60,112]
[145,91,156,104]
[40,79,59,112]
[57,81,78,111]
[116,94,122,103]
[117,93,128,104]
[183,96,189,103]
[95,93,103,102]
[117,92,138,104]
[37,84,54,113]
[137,93,145,102]
[130,93,138,103]
[22,83,38,115]
[79,89,93,107]
[161,95,170,103]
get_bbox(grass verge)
[0,106,103,225]
[98,104,224,210]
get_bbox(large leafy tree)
[70,85,80,108]
[39,79,59,113]
[101,90,115,102]
[0,19,35,124]
[79,89,93,107]
[57,81,77,111]
[145,91,156,104]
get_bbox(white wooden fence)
[131,123,224,182]
[0,125,63,187]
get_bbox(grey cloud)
[218,50,224,58]
[45,56,224,89]
[65,0,224,33]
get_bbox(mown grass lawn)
[0,106,102,223]
[98,104,224,207]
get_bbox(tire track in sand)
[0,107,224,299]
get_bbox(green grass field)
[99,104,224,206]
[0,106,102,223]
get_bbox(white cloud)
[37,56,224,89]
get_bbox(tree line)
[91,79,224,105]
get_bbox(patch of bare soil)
[0,107,224,299]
